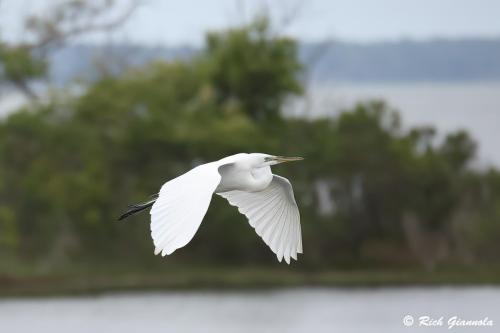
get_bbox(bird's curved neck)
[215,161,273,193]
[249,166,273,192]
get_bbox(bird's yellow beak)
[273,156,304,164]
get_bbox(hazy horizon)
[2,0,500,46]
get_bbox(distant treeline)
[47,38,500,85]
[1,19,500,273]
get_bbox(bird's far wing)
[150,162,225,256]
[217,175,302,264]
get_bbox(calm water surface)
[287,82,500,166]
[3,83,500,165]
[0,287,498,333]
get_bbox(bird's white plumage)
[217,175,302,264]
[147,153,303,264]
[150,162,222,256]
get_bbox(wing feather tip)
[220,174,303,265]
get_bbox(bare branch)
[26,0,142,49]
[1,0,142,102]
[276,0,304,32]
[11,78,39,101]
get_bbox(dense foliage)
[1,20,499,273]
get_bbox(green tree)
[205,17,303,121]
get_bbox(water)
[288,82,500,167]
[0,287,498,333]
[2,82,500,165]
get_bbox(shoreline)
[2,268,500,298]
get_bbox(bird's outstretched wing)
[150,162,223,256]
[217,175,302,264]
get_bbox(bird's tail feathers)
[118,195,158,221]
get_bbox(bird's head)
[250,153,304,167]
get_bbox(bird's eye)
[264,157,274,162]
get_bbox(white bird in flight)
[119,153,304,264]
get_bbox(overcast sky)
[1,0,500,45]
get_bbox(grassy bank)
[2,266,500,297]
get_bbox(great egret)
[119,153,303,264]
